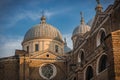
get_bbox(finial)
[95,0,103,13]
[96,0,100,4]
[80,12,83,18]
[40,10,46,24]
[41,10,45,16]
[64,38,67,46]
[80,12,84,24]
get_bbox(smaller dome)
[72,13,90,36]
[72,24,90,36]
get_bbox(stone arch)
[78,49,85,64]
[85,65,94,80]
[96,53,108,75]
[96,28,106,47]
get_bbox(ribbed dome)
[72,13,90,36]
[23,16,63,43]
[72,24,90,36]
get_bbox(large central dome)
[23,16,63,43]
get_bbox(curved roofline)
[23,23,63,44]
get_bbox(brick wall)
[111,30,120,80]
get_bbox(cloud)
[63,33,73,49]
[0,35,23,58]
[0,6,74,30]
[0,34,73,58]
[0,0,75,31]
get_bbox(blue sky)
[0,0,114,58]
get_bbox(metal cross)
[96,0,100,4]
[41,10,45,16]
[80,12,83,18]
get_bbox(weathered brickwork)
[111,30,120,80]
[0,57,19,80]
[0,0,120,80]
[68,0,120,80]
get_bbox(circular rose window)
[39,64,57,80]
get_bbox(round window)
[39,64,57,80]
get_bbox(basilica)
[0,0,120,80]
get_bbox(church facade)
[0,0,120,80]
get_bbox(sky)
[0,0,114,58]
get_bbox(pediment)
[91,12,106,32]
[29,51,65,61]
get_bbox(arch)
[26,46,29,53]
[85,66,94,80]
[81,51,84,62]
[78,53,81,63]
[35,44,39,51]
[96,53,108,75]
[55,45,59,53]
[78,49,85,64]
[98,54,107,73]
[96,28,106,47]
[74,77,76,80]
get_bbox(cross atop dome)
[96,0,100,4]
[80,12,85,24]
[40,10,46,24]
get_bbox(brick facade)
[0,0,120,80]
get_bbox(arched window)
[97,28,106,47]
[86,66,93,80]
[78,50,85,64]
[98,55,107,72]
[35,44,39,51]
[55,45,58,53]
[78,54,81,63]
[27,46,29,53]
[73,77,76,80]
[100,31,106,43]
[81,51,84,62]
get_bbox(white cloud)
[0,35,23,58]
[22,7,73,20]
[63,33,73,49]
[0,33,73,58]
[1,6,74,29]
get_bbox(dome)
[23,16,63,43]
[72,24,90,36]
[72,13,90,36]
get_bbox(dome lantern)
[80,12,85,25]
[40,15,46,24]
[40,10,46,24]
[95,0,103,13]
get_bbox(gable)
[29,51,65,62]
[91,13,106,32]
